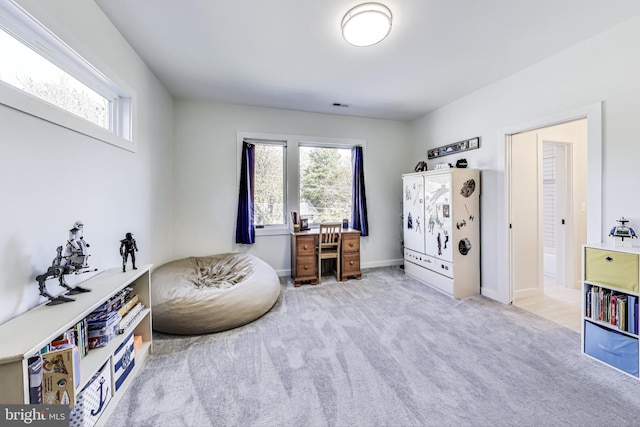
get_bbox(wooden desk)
[290,228,362,286]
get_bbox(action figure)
[120,232,138,272]
[36,221,96,306]
[62,220,90,268]
[609,217,637,247]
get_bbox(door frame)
[494,102,602,304]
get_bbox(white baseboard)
[276,259,404,277]
[362,259,404,269]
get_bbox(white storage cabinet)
[582,244,640,377]
[402,169,480,298]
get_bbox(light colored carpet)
[107,266,640,426]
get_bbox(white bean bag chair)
[151,253,280,334]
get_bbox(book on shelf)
[618,295,627,332]
[627,295,638,334]
[118,294,139,317]
[590,286,598,321]
[610,294,617,326]
[42,345,80,407]
[599,287,605,321]
[118,302,145,334]
[93,286,133,314]
[586,286,636,334]
[636,301,639,334]
[28,354,42,404]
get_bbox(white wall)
[408,15,640,301]
[0,0,174,324]
[173,100,410,274]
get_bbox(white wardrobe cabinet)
[402,169,480,298]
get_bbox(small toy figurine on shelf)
[36,220,97,306]
[119,232,138,272]
[609,217,637,247]
[63,220,91,269]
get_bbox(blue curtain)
[235,142,255,244]
[351,146,369,236]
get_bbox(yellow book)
[118,294,139,317]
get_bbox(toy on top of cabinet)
[36,221,97,306]
[609,217,637,247]
[119,232,139,272]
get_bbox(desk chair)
[316,222,342,283]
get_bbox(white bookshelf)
[0,265,153,424]
[582,244,640,378]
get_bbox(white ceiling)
[94,0,640,121]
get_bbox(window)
[299,145,352,225]
[239,132,365,236]
[0,0,134,150]
[253,141,286,227]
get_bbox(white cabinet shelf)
[402,169,480,298]
[0,265,153,424]
[582,244,640,378]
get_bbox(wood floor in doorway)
[514,284,581,333]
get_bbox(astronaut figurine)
[120,232,138,272]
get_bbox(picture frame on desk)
[300,218,309,231]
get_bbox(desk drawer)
[585,248,638,292]
[296,256,315,277]
[342,234,360,253]
[342,253,360,274]
[296,236,315,256]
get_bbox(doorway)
[496,103,602,313]
[507,118,589,332]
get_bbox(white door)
[403,175,426,253]
[424,172,453,262]
[542,142,570,288]
[510,132,543,300]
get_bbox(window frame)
[248,137,288,230]
[298,142,354,228]
[237,131,366,237]
[0,0,135,151]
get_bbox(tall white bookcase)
[402,169,480,298]
[0,265,153,424]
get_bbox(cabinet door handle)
[605,256,613,262]
[303,244,308,250]
[349,261,354,265]
[304,265,309,270]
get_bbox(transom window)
[0,0,134,150]
[0,29,110,128]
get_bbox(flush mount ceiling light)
[341,3,392,47]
